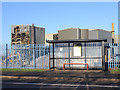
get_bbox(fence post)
[33,44,36,69]
[108,44,110,69]
[49,43,50,70]
[68,43,70,68]
[102,41,105,71]
[85,42,87,69]
[44,44,45,69]
[6,44,8,69]
[53,43,55,70]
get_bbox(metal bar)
[33,44,36,69]
[49,43,50,70]
[39,45,41,68]
[114,45,115,68]
[118,43,120,68]
[113,44,115,68]
[108,47,110,69]
[20,45,22,68]
[40,45,43,68]
[6,44,8,69]
[53,43,55,70]
[118,44,119,68]
[25,45,27,68]
[110,44,112,68]
[44,44,45,69]
[34,45,36,68]
[112,45,114,69]
[50,57,102,59]
[116,53,117,67]
[11,46,13,68]
[68,43,70,68]
[23,45,25,69]
[115,45,117,68]
[35,44,38,68]
[46,39,107,43]
[105,47,107,62]
[102,41,105,71]
[85,43,86,68]
[116,44,118,67]
[63,63,88,70]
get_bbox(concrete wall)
[57,28,112,43]
[98,30,112,43]
[80,29,88,39]
[35,27,45,44]
[88,30,98,39]
[88,30,112,43]
[58,28,78,40]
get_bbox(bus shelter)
[46,39,107,70]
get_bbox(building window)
[14,28,16,33]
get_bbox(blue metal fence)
[0,43,120,70]
[107,43,120,69]
[0,44,49,69]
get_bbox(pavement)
[1,70,120,90]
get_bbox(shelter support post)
[53,43,55,70]
[49,43,50,70]
[102,41,105,71]
[68,43,70,68]
[85,42,86,67]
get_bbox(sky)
[2,2,118,44]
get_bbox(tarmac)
[1,70,120,90]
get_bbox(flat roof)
[46,39,107,43]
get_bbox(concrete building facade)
[11,24,45,45]
[58,28,89,40]
[56,28,112,43]
[88,29,112,43]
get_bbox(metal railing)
[107,43,120,69]
[0,44,49,69]
[0,43,120,70]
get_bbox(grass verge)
[0,68,48,72]
[109,68,120,74]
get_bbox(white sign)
[74,46,81,56]
[60,48,63,51]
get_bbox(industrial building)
[11,24,45,45]
[58,28,88,40]
[45,28,112,43]
[88,29,112,43]
[112,35,120,44]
